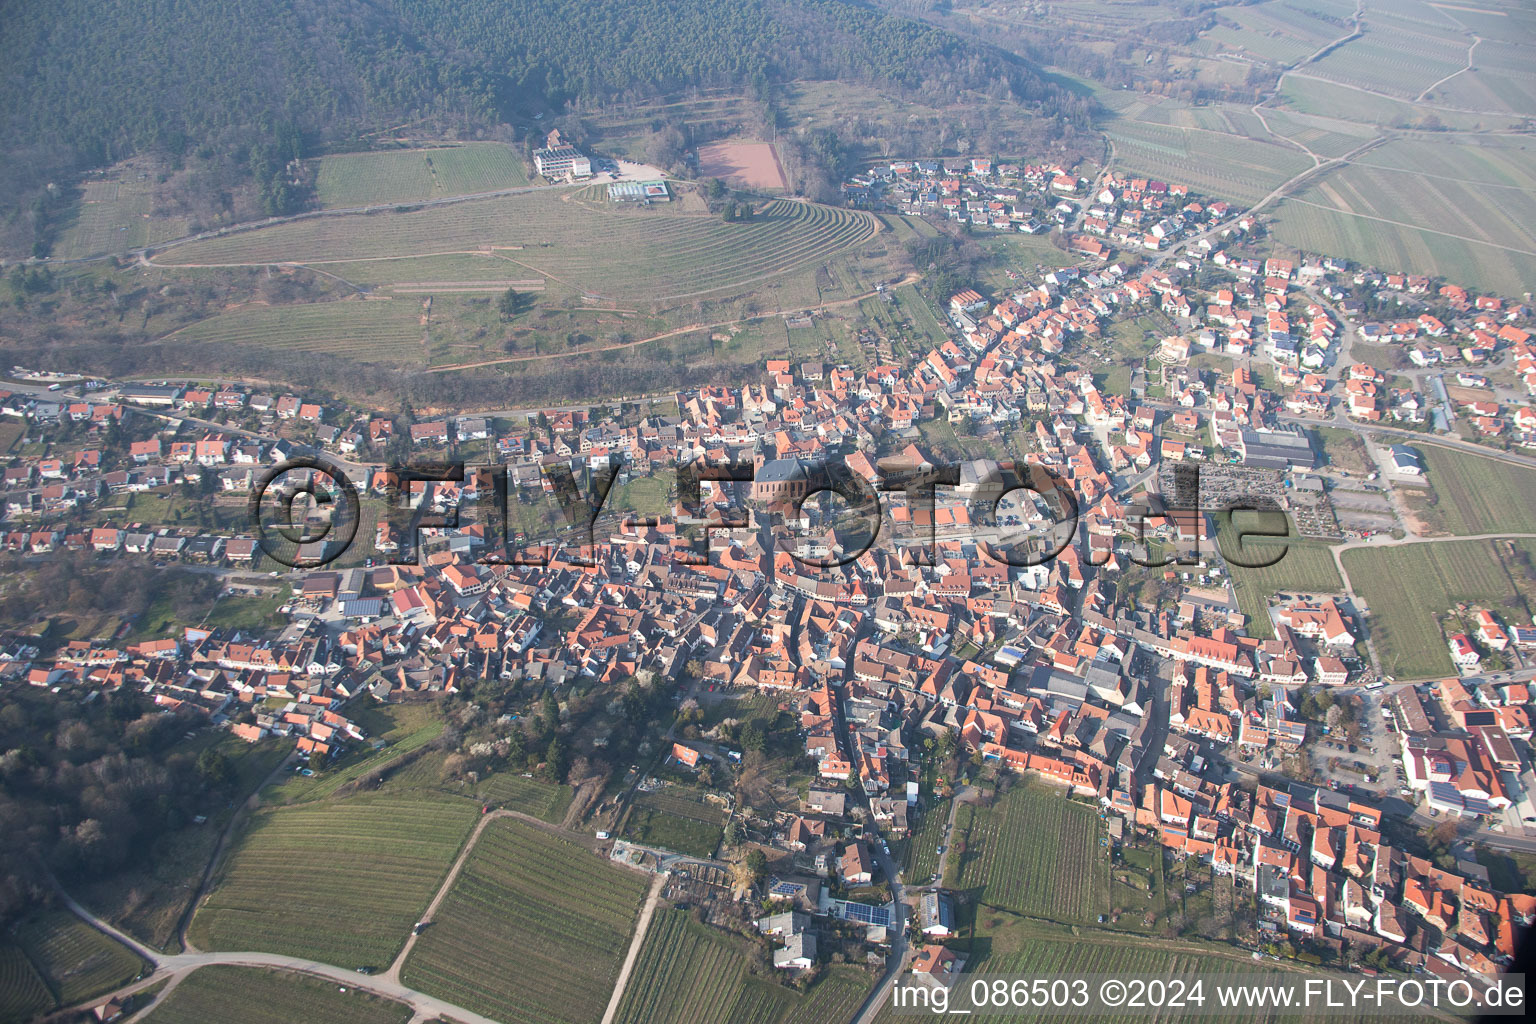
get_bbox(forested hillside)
[0,0,1069,213]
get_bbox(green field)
[13,911,146,1008]
[1410,445,1536,535]
[142,965,411,1024]
[188,793,479,967]
[952,784,1108,922]
[168,300,427,363]
[266,703,445,804]
[315,144,530,208]
[1344,538,1536,678]
[400,817,649,1024]
[621,787,727,859]
[151,191,879,305]
[0,942,56,1022]
[614,907,872,1024]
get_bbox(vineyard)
[476,772,575,823]
[0,942,54,1021]
[400,817,649,1024]
[1102,119,1311,205]
[615,908,871,1024]
[150,192,879,305]
[187,793,480,966]
[1410,445,1536,537]
[1344,538,1536,680]
[621,786,728,858]
[168,300,428,364]
[902,799,951,883]
[141,965,411,1024]
[13,911,146,1007]
[315,144,531,208]
[952,784,1108,922]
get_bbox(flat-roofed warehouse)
[1236,427,1316,471]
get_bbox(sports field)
[142,965,411,1024]
[188,793,480,966]
[150,191,879,304]
[1344,538,1536,679]
[400,817,649,1024]
[951,783,1108,922]
[315,144,531,208]
[614,907,872,1024]
[697,141,788,191]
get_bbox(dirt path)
[598,873,667,1024]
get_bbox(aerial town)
[5,151,1536,1014]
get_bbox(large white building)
[533,145,591,179]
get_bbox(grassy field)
[167,300,428,364]
[265,702,445,804]
[400,817,649,1024]
[614,907,872,1024]
[1408,445,1536,536]
[1315,427,1373,475]
[315,144,530,208]
[1345,538,1536,678]
[0,941,57,1022]
[188,793,479,967]
[621,786,727,859]
[951,783,1108,922]
[142,965,411,1024]
[151,191,879,305]
[13,911,146,1008]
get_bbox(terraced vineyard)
[169,300,428,363]
[151,192,879,304]
[952,784,1108,922]
[0,942,54,1022]
[14,911,146,1007]
[615,908,871,1024]
[400,818,649,1024]
[142,965,411,1024]
[188,793,479,966]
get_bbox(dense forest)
[0,0,1073,228]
